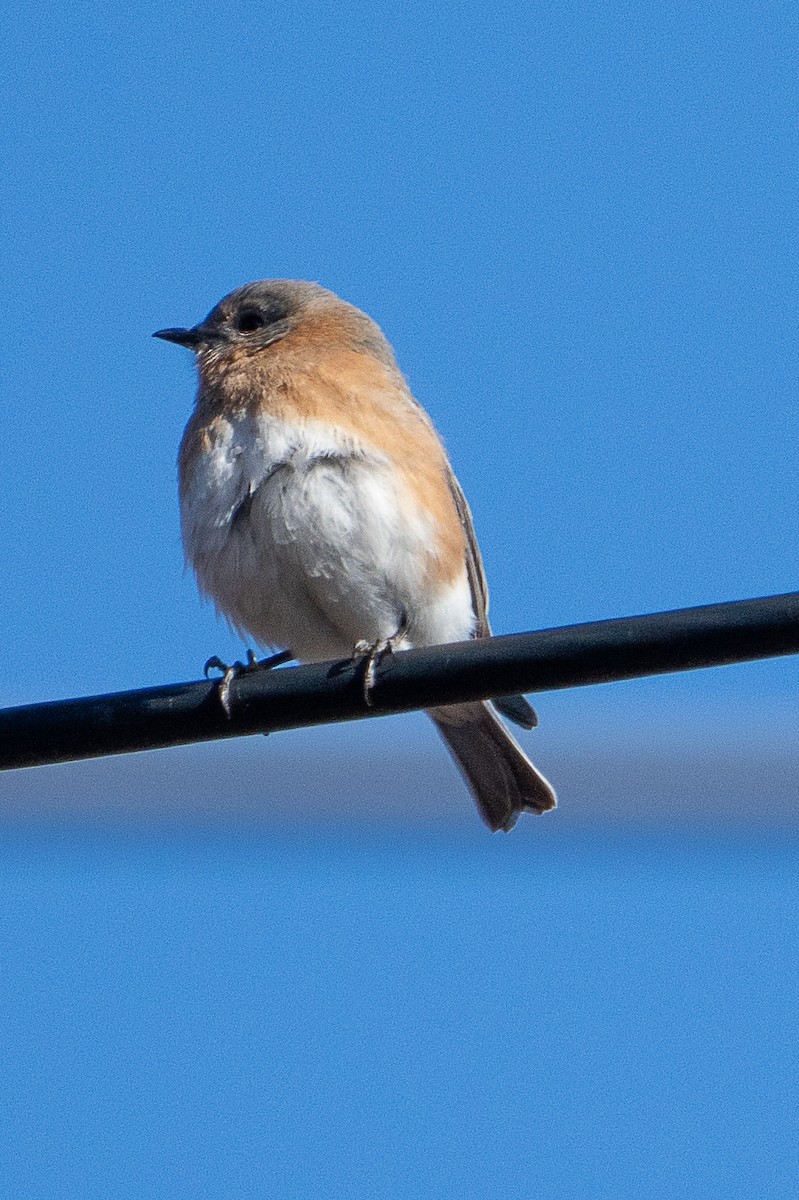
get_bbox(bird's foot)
[354,612,408,706]
[204,648,292,719]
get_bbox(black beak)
[152,326,204,349]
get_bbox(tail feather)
[429,702,557,832]
[493,693,538,730]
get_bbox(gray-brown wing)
[444,465,538,730]
[444,465,491,639]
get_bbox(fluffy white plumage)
[180,412,476,661]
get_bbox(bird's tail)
[429,701,557,832]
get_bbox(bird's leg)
[354,611,409,706]
[204,648,293,719]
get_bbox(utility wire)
[1,591,798,772]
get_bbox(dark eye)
[235,309,266,333]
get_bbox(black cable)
[1,591,797,771]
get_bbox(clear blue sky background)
[1,5,797,1198]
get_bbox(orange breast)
[183,329,470,591]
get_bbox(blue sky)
[1,0,798,810]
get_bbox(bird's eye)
[235,310,266,333]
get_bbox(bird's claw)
[354,612,408,706]
[203,648,292,719]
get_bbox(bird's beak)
[152,326,205,349]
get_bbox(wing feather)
[444,466,491,639]
[444,465,538,729]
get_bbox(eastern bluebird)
[154,281,556,831]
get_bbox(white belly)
[180,412,475,661]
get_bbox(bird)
[154,280,556,831]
